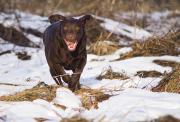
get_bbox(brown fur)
[43,14,92,91]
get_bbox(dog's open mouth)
[64,39,77,51]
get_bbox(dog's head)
[49,14,92,51]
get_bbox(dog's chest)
[60,51,79,69]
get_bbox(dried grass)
[86,19,119,45]
[3,0,180,17]
[152,63,180,93]
[0,82,110,110]
[118,32,180,60]
[15,51,31,60]
[153,60,179,68]
[152,59,180,93]
[135,70,164,78]
[75,88,110,109]
[152,115,180,122]
[88,41,119,55]
[97,67,129,80]
[61,116,90,122]
[0,82,59,102]
[35,118,49,122]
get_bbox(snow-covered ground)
[115,10,180,37]
[0,11,180,122]
[94,15,152,40]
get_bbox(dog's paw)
[62,75,71,83]
[68,82,80,92]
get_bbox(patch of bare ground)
[135,70,164,78]
[75,88,110,109]
[150,115,180,122]
[0,82,59,102]
[117,32,180,60]
[97,67,129,80]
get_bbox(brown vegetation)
[0,24,39,48]
[15,51,31,60]
[35,118,49,122]
[97,67,129,80]
[76,88,110,109]
[153,60,178,68]
[1,0,179,18]
[135,70,164,78]
[61,116,90,122]
[86,18,119,45]
[0,82,110,110]
[151,115,180,122]
[152,64,180,93]
[152,59,180,93]
[88,41,119,55]
[118,32,180,60]
[0,82,59,102]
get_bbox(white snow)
[94,15,152,40]
[0,100,60,121]
[0,11,152,42]
[0,11,49,33]
[1,47,179,121]
[115,10,180,37]
[53,88,82,109]
[0,11,180,122]
[83,88,180,122]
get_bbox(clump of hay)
[75,88,110,109]
[15,51,31,60]
[152,64,180,93]
[0,82,59,102]
[153,60,178,68]
[88,40,119,55]
[35,118,49,122]
[85,18,119,46]
[61,116,89,122]
[135,70,164,78]
[97,67,129,80]
[152,115,180,122]
[118,32,180,60]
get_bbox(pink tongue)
[67,41,77,51]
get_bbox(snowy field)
[0,11,180,122]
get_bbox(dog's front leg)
[50,64,71,85]
[69,57,86,91]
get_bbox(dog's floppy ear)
[79,14,93,24]
[49,14,66,24]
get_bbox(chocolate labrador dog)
[43,14,92,91]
